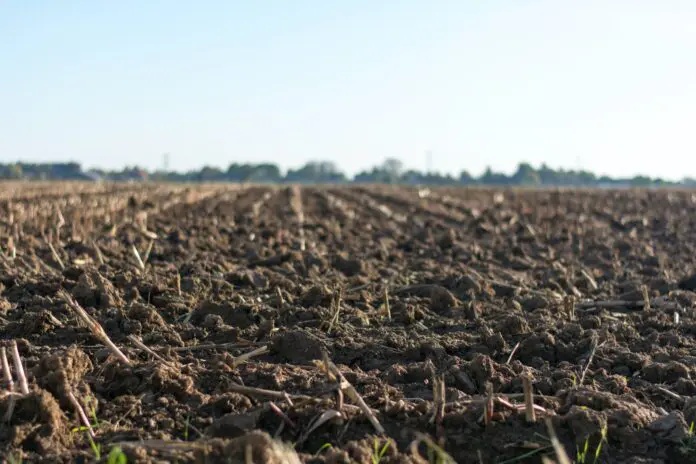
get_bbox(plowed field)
[2,183,696,463]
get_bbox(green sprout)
[107,446,128,464]
[680,421,696,460]
[413,434,456,464]
[576,437,590,463]
[315,443,333,456]
[372,438,392,464]
[71,395,100,434]
[576,422,607,464]
[87,433,102,460]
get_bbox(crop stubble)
[1,183,696,462]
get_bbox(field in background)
[1,182,696,462]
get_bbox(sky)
[1,1,696,179]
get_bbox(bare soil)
[2,183,696,463]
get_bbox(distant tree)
[198,166,224,182]
[512,163,541,185]
[459,170,475,184]
[538,163,559,185]
[381,158,404,183]
[227,163,254,182]
[354,158,406,184]
[576,170,597,186]
[354,167,387,183]
[8,163,23,179]
[284,161,345,183]
[480,167,510,185]
[630,176,652,187]
[50,162,83,179]
[248,163,282,182]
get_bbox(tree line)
[1,159,694,187]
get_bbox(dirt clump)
[429,286,459,313]
[518,331,556,363]
[0,390,71,455]
[126,301,167,328]
[271,329,326,363]
[71,269,123,309]
[194,431,302,464]
[300,284,333,308]
[226,269,269,289]
[641,361,691,384]
[206,409,263,438]
[32,346,93,408]
[332,253,365,277]
[192,300,256,329]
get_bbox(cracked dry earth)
[2,183,696,463]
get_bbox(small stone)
[430,286,459,313]
[202,314,225,329]
[207,410,262,438]
[647,411,688,442]
[271,329,325,363]
[679,272,696,291]
[332,254,364,277]
[519,294,550,311]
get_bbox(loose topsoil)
[2,183,696,463]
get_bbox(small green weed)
[107,446,128,464]
[315,443,333,456]
[576,422,607,464]
[411,434,456,464]
[87,396,100,428]
[87,433,102,460]
[499,441,553,464]
[69,395,104,460]
[371,438,392,464]
[70,395,100,434]
[679,421,696,460]
[576,437,590,463]
[498,432,555,464]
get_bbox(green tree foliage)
[0,160,689,187]
[285,161,346,183]
[512,163,541,185]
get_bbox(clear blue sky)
[2,1,695,179]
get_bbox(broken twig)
[127,335,175,369]
[60,291,131,365]
[546,418,572,464]
[269,402,297,429]
[10,341,29,395]
[47,242,65,270]
[523,376,535,423]
[326,359,385,434]
[68,391,96,439]
[1,348,13,391]
[132,245,145,271]
[506,342,520,364]
[579,338,599,385]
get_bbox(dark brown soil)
[2,183,696,463]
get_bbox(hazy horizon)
[2,1,696,180]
